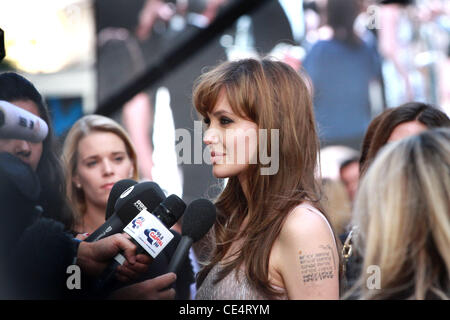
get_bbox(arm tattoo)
[299,244,335,284]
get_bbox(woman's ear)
[73,174,81,189]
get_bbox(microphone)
[115,194,186,262]
[95,194,186,292]
[167,198,216,275]
[0,100,49,143]
[105,179,138,220]
[85,181,165,243]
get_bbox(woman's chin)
[212,163,249,179]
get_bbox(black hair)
[340,156,360,173]
[0,72,74,230]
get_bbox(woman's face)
[0,99,43,171]
[203,90,258,179]
[388,120,428,142]
[73,131,134,209]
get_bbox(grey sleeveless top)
[195,263,287,300]
[195,203,335,300]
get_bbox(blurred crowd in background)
[1,0,449,251]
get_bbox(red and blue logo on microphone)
[144,228,164,248]
[132,217,145,229]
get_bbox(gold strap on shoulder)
[342,227,356,260]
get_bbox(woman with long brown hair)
[193,58,341,299]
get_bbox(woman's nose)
[13,139,32,157]
[203,128,220,145]
[101,159,114,176]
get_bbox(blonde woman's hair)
[322,178,352,236]
[62,115,139,230]
[351,128,450,299]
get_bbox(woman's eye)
[203,117,211,126]
[220,117,233,125]
[86,161,97,168]
[114,156,124,162]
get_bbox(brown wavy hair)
[360,102,450,177]
[193,58,341,298]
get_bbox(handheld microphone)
[95,194,186,292]
[115,194,186,263]
[105,179,138,220]
[85,181,165,243]
[0,100,49,143]
[167,198,216,275]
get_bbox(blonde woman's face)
[203,90,258,179]
[73,131,134,209]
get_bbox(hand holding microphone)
[93,184,186,291]
[76,233,141,277]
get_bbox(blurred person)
[0,72,74,231]
[62,114,194,298]
[321,178,352,237]
[378,0,449,107]
[303,0,383,149]
[136,0,228,41]
[347,128,450,299]
[339,156,360,203]
[358,107,395,175]
[359,101,450,177]
[193,58,341,300]
[342,101,449,296]
[319,145,360,180]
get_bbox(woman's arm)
[273,206,340,299]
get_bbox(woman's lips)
[211,151,225,163]
[101,183,115,190]
[211,151,225,157]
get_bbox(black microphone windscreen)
[155,194,186,228]
[105,179,137,220]
[115,181,166,225]
[182,198,216,242]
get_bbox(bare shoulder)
[271,204,340,299]
[278,205,335,245]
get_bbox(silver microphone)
[0,100,48,142]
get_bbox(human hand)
[75,233,89,241]
[76,233,138,276]
[109,273,177,300]
[115,253,153,283]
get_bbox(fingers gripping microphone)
[0,100,49,142]
[85,181,165,243]
[167,199,217,275]
[114,194,186,264]
[95,194,186,292]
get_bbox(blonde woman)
[349,128,450,299]
[61,115,194,297]
[62,115,139,235]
